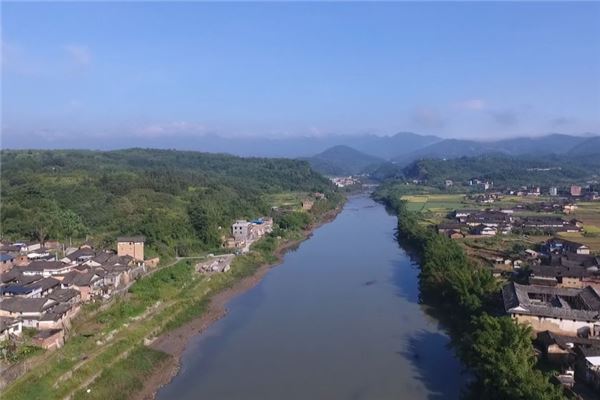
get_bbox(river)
[157,194,464,400]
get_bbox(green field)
[263,191,309,209]
[400,194,468,213]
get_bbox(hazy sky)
[2,1,600,146]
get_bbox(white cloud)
[455,98,487,111]
[135,121,207,137]
[64,44,92,67]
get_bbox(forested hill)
[401,154,600,187]
[304,145,384,176]
[0,149,337,257]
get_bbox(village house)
[520,216,567,230]
[38,302,80,330]
[31,328,64,350]
[0,297,58,328]
[20,260,74,278]
[21,277,61,297]
[574,345,600,392]
[1,270,42,286]
[0,317,23,341]
[250,217,274,237]
[47,288,81,305]
[330,176,359,187]
[1,284,42,298]
[563,204,578,214]
[454,209,479,219]
[571,185,582,197]
[302,198,314,210]
[528,264,597,289]
[0,253,15,273]
[437,221,464,235]
[465,211,512,227]
[543,239,591,256]
[25,247,55,262]
[473,225,497,236]
[117,236,145,261]
[536,330,581,366]
[63,246,96,264]
[503,282,600,337]
[535,331,600,387]
[447,230,465,239]
[60,270,104,301]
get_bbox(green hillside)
[0,149,339,257]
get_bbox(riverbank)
[135,205,344,400]
[151,193,465,400]
[373,186,565,400]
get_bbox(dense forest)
[374,184,565,400]
[0,149,338,257]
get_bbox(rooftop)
[0,297,57,313]
[117,236,145,243]
[503,282,600,321]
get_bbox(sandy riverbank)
[134,205,343,400]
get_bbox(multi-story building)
[117,236,145,261]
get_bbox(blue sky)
[2,1,600,146]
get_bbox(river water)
[157,194,464,400]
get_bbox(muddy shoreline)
[134,205,343,400]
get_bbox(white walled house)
[503,282,600,337]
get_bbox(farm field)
[400,194,469,213]
[556,232,600,253]
[263,192,308,210]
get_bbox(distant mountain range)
[392,133,592,164]
[566,136,600,156]
[301,133,599,176]
[4,130,598,176]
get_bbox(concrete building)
[117,236,145,261]
[232,220,252,243]
[549,187,558,196]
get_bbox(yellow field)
[400,194,469,213]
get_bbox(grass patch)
[72,346,171,400]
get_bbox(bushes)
[275,211,312,231]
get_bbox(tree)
[461,314,564,400]
[188,202,220,247]
[56,209,88,246]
